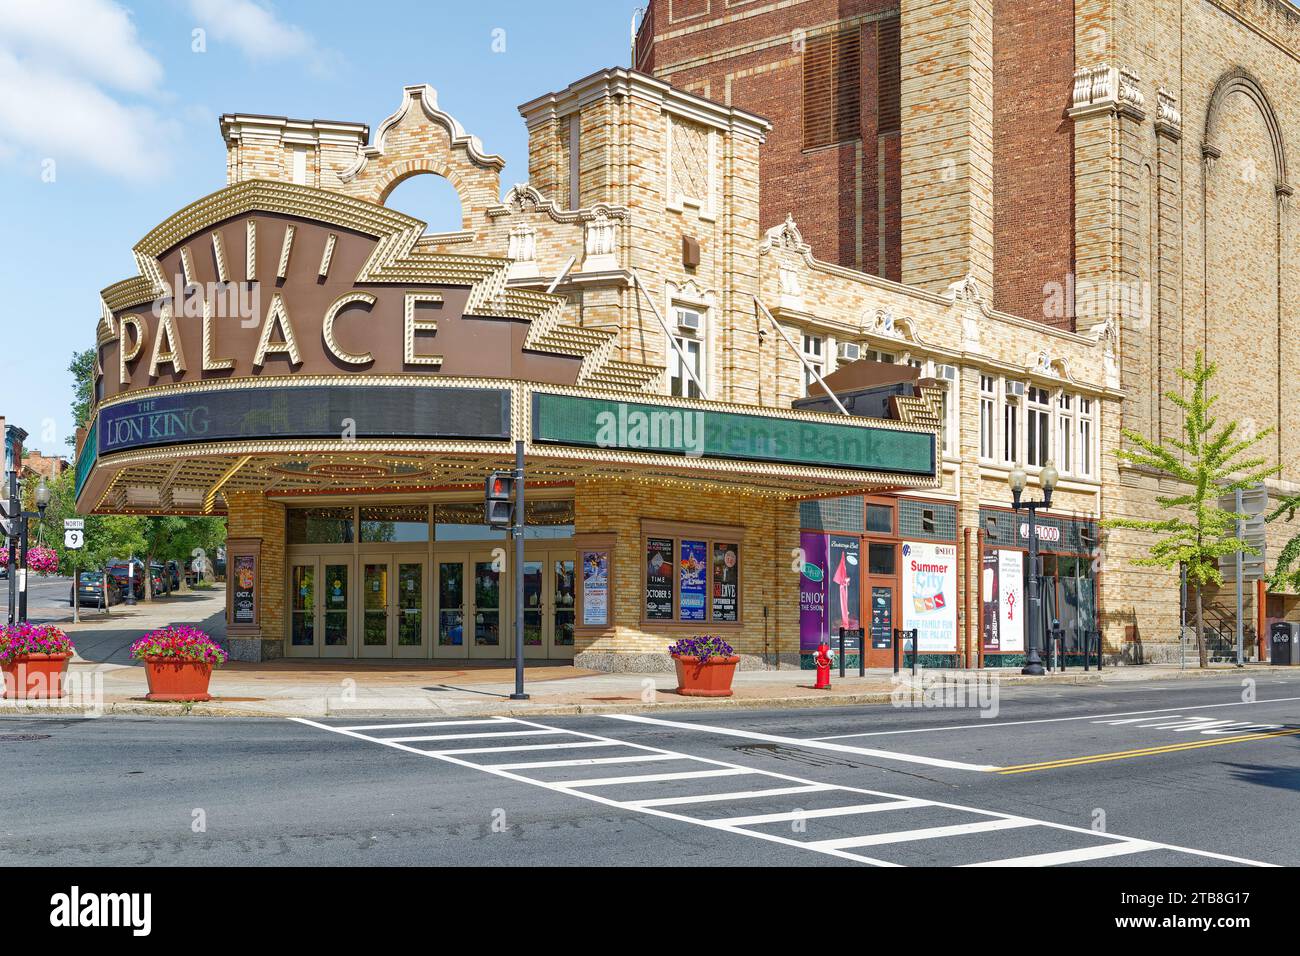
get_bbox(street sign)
[64,529,84,550]
[64,518,85,531]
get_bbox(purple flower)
[668,635,735,663]
[0,623,75,663]
[130,625,227,665]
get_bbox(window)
[360,505,429,542]
[291,148,308,185]
[1003,383,1021,465]
[1027,386,1051,467]
[1057,393,1073,474]
[979,375,997,460]
[876,18,902,135]
[288,507,354,544]
[865,348,895,363]
[643,528,741,623]
[669,307,705,398]
[1078,398,1095,477]
[802,29,862,150]
[802,332,825,395]
[921,508,937,534]
[568,114,581,210]
[866,504,894,534]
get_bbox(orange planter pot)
[143,657,214,702]
[672,655,740,697]
[1,653,71,699]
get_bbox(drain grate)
[0,734,51,742]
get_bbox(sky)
[0,0,643,459]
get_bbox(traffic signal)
[485,471,515,529]
[0,497,14,541]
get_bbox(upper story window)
[669,306,705,399]
[802,29,862,150]
[1003,380,1023,465]
[979,375,996,461]
[1057,393,1074,474]
[1078,398,1095,478]
[1027,386,1051,467]
[864,348,895,364]
[801,333,825,395]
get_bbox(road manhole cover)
[0,734,51,742]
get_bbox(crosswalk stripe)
[427,740,625,756]
[965,840,1161,867]
[386,730,568,743]
[556,768,753,789]
[712,800,924,827]
[625,784,835,809]
[808,817,1033,850]
[336,718,515,731]
[494,753,681,771]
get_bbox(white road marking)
[294,716,1274,867]
[811,695,1300,740]
[965,841,1162,868]
[603,713,998,772]
[386,730,569,743]
[338,718,515,731]
[493,753,681,771]
[428,740,624,755]
[555,767,752,789]
[809,817,1032,850]
[713,800,923,827]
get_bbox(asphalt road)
[3,575,73,623]
[2,673,1298,867]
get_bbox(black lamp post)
[16,477,50,623]
[1009,460,1058,677]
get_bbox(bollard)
[858,629,866,678]
[838,627,846,679]
[893,628,901,675]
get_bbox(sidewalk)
[4,585,1272,718]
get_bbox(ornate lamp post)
[17,477,51,623]
[1009,460,1058,676]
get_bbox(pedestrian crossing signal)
[0,498,14,540]
[485,472,514,529]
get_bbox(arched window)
[382,172,465,234]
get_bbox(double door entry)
[288,548,576,660]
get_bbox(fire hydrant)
[814,642,833,689]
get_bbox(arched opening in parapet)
[383,171,465,235]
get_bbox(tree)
[67,348,96,449]
[1102,351,1279,667]
[1265,492,1300,595]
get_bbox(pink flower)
[130,625,227,665]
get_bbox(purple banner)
[799,532,828,652]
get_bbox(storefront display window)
[360,505,429,542]
[641,525,741,624]
[288,507,355,544]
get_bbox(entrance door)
[288,561,317,657]
[288,558,353,658]
[434,555,468,659]
[551,554,576,660]
[320,561,352,658]
[865,541,898,668]
[393,559,428,659]
[523,557,546,660]
[469,551,506,659]
[522,549,576,660]
[359,557,392,658]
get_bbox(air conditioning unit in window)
[675,310,701,332]
[836,342,861,362]
[1006,381,1026,397]
[935,364,957,381]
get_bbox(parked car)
[149,564,170,596]
[70,570,122,608]
[106,559,147,600]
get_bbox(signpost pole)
[1235,488,1244,668]
[5,471,16,626]
[510,440,528,701]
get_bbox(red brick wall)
[991,0,1075,328]
[637,0,901,280]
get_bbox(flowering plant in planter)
[0,623,75,664]
[130,625,228,664]
[0,545,60,575]
[668,635,735,663]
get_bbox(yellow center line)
[996,728,1300,774]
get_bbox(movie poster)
[799,532,827,652]
[998,549,1025,652]
[233,554,257,626]
[680,540,708,622]
[901,541,957,652]
[711,542,739,622]
[581,550,609,627]
[982,550,1000,652]
[645,537,674,620]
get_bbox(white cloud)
[0,0,164,94]
[189,0,322,62]
[0,48,178,181]
[0,0,179,180]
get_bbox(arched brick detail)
[377,161,472,230]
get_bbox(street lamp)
[16,477,53,623]
[1009,460,1057,676]
[35,477,50,513]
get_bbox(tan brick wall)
[225,492,287,651]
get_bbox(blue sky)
[0,0,641,458]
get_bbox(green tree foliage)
[1102,351,1278,667]
[67,348,96,448]
[1265,493,1300,594]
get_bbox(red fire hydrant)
[814,642,833,689]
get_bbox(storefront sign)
[1019,522,1061,543]
[799,532,827,652]
[711,542,739,623]
[901,541,957,652]
[679,540,708,622]
[645,537,674,621]
[532,393,936,476]
[998,549,1025,652]
[580,550,609,626]
[232,554,257,627]
[870,587,893,650]
[98,385,511,456]
[827,535,861,637]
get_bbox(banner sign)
[901,541,958,652]
[982,550,1001,652]
[232,554,257,627]
[798,531,828,652]
[711,542,739,622]
[827,535,862,637]
[98,385,511,456]
[998,549,1025,652]
[679,540,708,622]
[870,587,893,649]
[580,550,609,627]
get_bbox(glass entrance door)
[552,555,576,659]
[288,558,353,657]
[469,552,506,659]
[394,559,428,659]
[435,555,468,659]
[359,558,392,658]
[289,562,316,656]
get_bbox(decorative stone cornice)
[1069,64,1146,120]
[1155,88,1182,139]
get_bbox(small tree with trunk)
[1103,351,1278,667]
